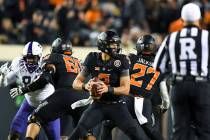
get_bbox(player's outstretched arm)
[10,64,56,98]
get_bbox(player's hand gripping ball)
[90,77,102,99]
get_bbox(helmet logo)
[114,60,121,67]
[98,32,107,40]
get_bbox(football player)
[9,38,91,140]
[4,42,60,140]
[128,35,170,140]
[101,35,170,140]
[69,30,149,140]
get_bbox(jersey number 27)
[130,63,160,90]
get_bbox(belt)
[133,94,145,98]
[95,99,126,104]
[173,75,208,82]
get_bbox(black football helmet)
[51,38,73,55]
[136,35,156,56]
[97,30,121,58]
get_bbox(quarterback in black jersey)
[69,30,147,140]
[10,38,90,140]
[101,35,170,140]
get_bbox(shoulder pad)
[87,52,100,58]
[11,57,23,70]
[128,53,136,58]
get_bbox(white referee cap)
[181,3,201,22]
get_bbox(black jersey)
[129,53,163,98]
[45,53,81,89]
[83,52,129,101]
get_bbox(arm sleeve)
[83,52,94,68]
[121,69,129,77]
[80,52,94,77]
[80,66,90,77]
[120,55,130,77]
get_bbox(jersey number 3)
[130,63,160,90]
[63,56,81,74]
[98,73,110,85]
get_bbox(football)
[90,77,102,99]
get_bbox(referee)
[154,3,210,140]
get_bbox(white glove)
[160,99,170,110]
[0,62,9,75]
[158,99,170,113]
[159,80,170,111]
[9,87,24,99]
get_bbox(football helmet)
[51,38,73,55]
[136,35,156,56]
[23,41,43,67]
[97,30,121,58]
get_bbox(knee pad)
[8,132,20,140]
[27,114,42,128]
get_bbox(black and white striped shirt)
[154,25,210,77]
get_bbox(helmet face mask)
[136,35,156,56]
[23,41,42,68]
[106,42,121,56]
[25,55,40,65]
[97,30,121,58]
[62,44,72,55]
[136,43,156,55]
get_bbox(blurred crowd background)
[0,0,210,48]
